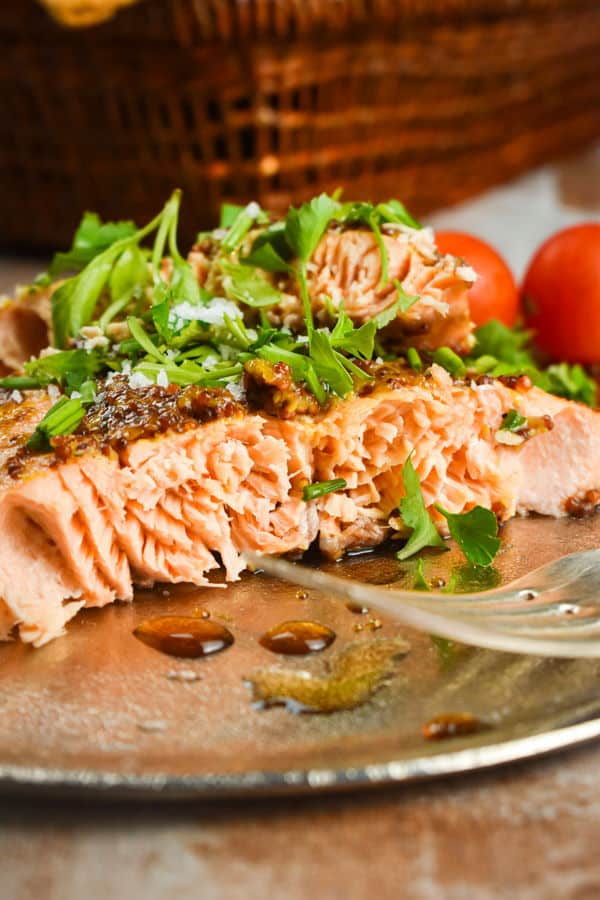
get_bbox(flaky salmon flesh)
[0,363,598,646]
[0,226,473,371]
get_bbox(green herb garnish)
[396,456,446,560]
[500,408,527,432]
[413,558,431,591]
[285,193,340,333]
[432,347,466,377]
[467,320,596,407]
[406,347,422,371]
[435,504,501,568]
[302,478,348,502]
[396,456,501,567]
[48,212,137,278]
[26,396,88,451]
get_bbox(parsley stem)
[152,190,182,280]
[0,375,43,390]
[296,263,314,335]
[369,213,389,289]
[99,290,136,331]
[126,316,167,363]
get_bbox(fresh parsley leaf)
[375,199,421,230]
[48,212,137,277]
[543,363,596,407]
[469,320,597,407]
[394,282,421,314]
[98,244,151,330]
[51,193,175,347]
[330,311,376,359]
[170,258,204,307]
[109,244,149,303]
[371,283,420,331]
[221,202,268,252]
[396,456,446,560]
[221,261,282,308]
[284,194,340,263]
[500,408,527,432]
[471,320,534,369]
[151,301,174,343]
[24,348,104,392]
[435,504,501,567]
[219,203,246,229]
[302,478,347,501]
[309,330,354,398]
[285,194,340,333]
[243,222,291,272]
[256,344,326,404]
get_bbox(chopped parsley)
[396,455,501,567]
[500,408,527,432]
[26,396,89,451]
[434,504,501,568]
[302,478,348,501]
[468,320,596,407]
[396,456,446,560]
[432,347,466,377]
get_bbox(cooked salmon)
[0,287,52,372]
[196,224,475,352]
[0,224,472,372]
[0,364,598,647]
[307,227,474,353]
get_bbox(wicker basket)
[1,0,600,249]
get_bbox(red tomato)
[435,231,519,327]
[522,223,600,364]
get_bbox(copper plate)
[0,516,599,799]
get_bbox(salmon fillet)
[307,227,474,353]
[0,222,472,372]
[196,224,475,352]
[0,288,52,372]
[0,364,598,647]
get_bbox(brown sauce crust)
[565,489,600,518]
[243,359,321,418]
[53,378,245,458]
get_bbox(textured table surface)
[1,146,600,900]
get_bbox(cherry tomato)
[522,223,600,364]
[435,231,519,327]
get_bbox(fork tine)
[244,551,600,659]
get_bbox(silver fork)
[244,549,600,658]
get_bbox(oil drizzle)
[246,636,410,713]
[133,616,234,658]
[259,620,335,655]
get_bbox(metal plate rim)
[2,715,600,801]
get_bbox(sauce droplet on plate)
[133,616,234,658]
[259,620,336,655]
[422,712,484,741]
[346,602,369,615]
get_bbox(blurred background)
[2,0,600,252]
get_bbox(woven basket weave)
[2,0,600,249]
